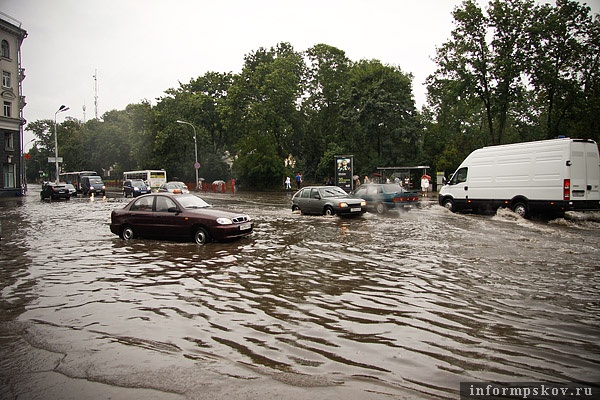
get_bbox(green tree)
[339,59,419,174]
[227,42,305,188]
[527,0,599,139]
[301,44,351,181]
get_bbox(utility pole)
[93,69,99,119]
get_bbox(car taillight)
[563,179,570,201]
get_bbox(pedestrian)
[231,178,236,193]
[404,176,410,190]
[285,176,291,190]
[295,173,302,189]
[421,175,430,197]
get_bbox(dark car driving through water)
[110,193,253,245]
[40,182,70,200]
[122,179,151,197]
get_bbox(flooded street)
[1,185,599,399]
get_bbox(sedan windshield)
[176,195,211,209]
[320,187,348,198]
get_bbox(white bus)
[123,170,167,191]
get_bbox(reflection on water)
[1,187,599,399]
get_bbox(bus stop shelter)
[375,166,430,190]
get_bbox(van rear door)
[570,141,600,201]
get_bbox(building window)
[2,71,10,88]
[3,163,16,188]
[5,132,14,150]
[1,40,8,59]
[3,101,11,117]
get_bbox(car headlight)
[338,202,348,208]
[101,185,106,190]
[360,201,367,206]
[216,217,233,225]
[134,187,140,191]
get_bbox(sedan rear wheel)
[120,225,135,240]
[375,202,386,214]
[194,227,211,245]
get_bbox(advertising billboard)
[335,155,353,192]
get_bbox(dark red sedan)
[110,193,253,244]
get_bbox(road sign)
[48,157,63,163]
[194,162,201,169]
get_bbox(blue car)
[350,183,419,213]
[123,179,151,197]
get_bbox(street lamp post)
[54,105,69,183]
[176,120,199,191]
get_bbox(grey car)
[291,186,367,217]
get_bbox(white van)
[439,138,600,217]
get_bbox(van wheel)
[120,225,135,240]
[194,227,211,245]
[442,198,454,212]
[512,202,528,218]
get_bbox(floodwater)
[0,185,599,400]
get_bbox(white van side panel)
[463,140,568,201]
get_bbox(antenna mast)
[93,69,99,119]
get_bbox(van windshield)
[89,177,103,184]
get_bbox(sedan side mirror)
[168,207,180,214]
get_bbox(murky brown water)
[1,185,599,399]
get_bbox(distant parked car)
[158,181,190,194]
[110,193,253,244]
[40,182,70,200]
[291,186,366,217]
[123,179,151,197]
[62,183,77,197]
[350,183,419,213]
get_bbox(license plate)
[239,223,252,231]
[350,207,362,212]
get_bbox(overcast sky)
[2,0,597,149]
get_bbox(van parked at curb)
[439,138,600,218]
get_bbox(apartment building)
[0,13,27,197]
